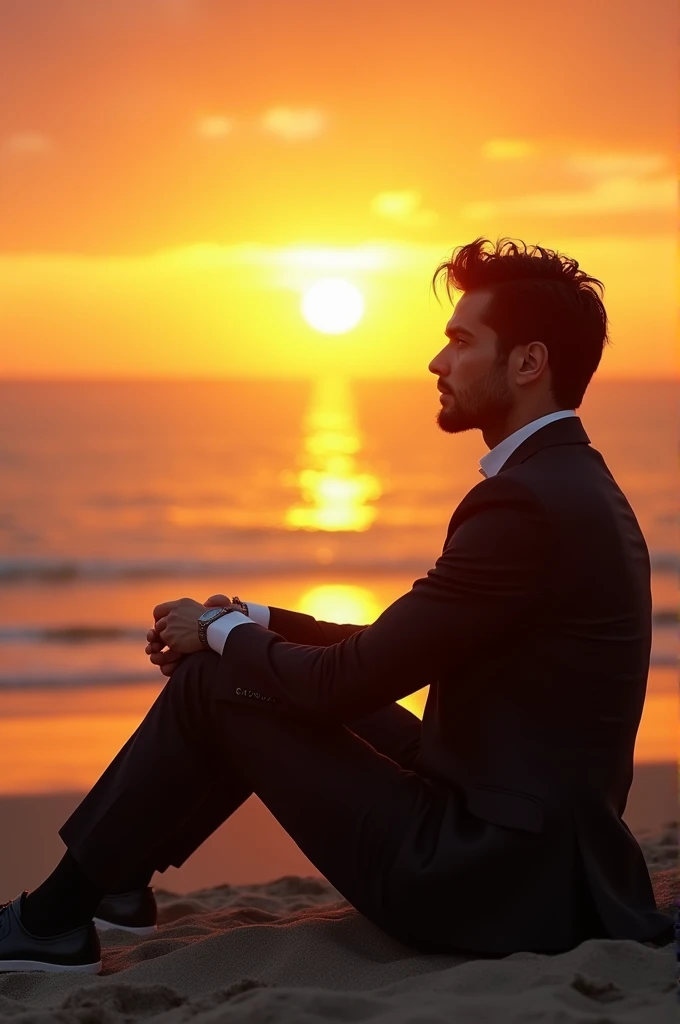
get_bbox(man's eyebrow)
[444,326,475,339]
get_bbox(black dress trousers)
[59,650,458,951]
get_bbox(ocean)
[0,377,677,695]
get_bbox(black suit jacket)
[216,415,673,949]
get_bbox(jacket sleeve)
[267,606,367,646]
[215,477,551,721]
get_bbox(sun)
[300,277,365,334]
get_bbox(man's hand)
[146,594,237,676]
[145,630,184,677]
[152,597,208,654]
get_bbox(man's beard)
[437,359,513,435]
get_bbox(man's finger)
[149,651,175,666]
[152,600,179,621]
[150,649,182,666]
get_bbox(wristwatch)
[197,606,238,650]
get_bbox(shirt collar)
[479,409,577,479]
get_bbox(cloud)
[2,132,53,155]
[259,107,326,140]
[481,139,538,161]
[196,116,235,139]
[152,242,408,272]
[196,106,327,143]
[462,150,675,219]
[370,190,438,228]
[565,152,669,179]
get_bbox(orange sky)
[0,0,677,378]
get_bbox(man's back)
[416,415,652,818]
[404,415,664,949]
[221,414,671,950]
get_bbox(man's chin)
[436,408,476,434]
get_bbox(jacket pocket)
[464,784,545,833]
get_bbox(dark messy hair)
[430,236,610,409]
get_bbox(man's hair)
[430,236,610,409]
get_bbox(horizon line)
[0,374,677,384]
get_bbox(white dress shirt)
[207,409,577,655]
[478,409,576,479]
[206,601,269,655]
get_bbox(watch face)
[201,607,226,622]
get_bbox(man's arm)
[206,603,366,655]
[266,607,367,646]
[238,601,367,645]
[210,477,551,722]
[146,598,367,679]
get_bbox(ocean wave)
[0,550,678,583]
[649,551,680,573]
[0,608,676,647]
[0,626,144,643]
[0,654,676,690]
[653,609,679,627]
[650,653,679,667]
[0,670,160,689]
[0,554,433,583]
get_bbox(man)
[0,237,672,972]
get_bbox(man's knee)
[164,649,221,702]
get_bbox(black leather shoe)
[93,887,158,936]
[0,892,101,973]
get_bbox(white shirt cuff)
[245,601,270,628]
[207,611,256,655]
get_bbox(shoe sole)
[93,916,158,936]
[0,959,102,973]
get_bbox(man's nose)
[428,349,446,376]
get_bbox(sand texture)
[0,830,677,1023]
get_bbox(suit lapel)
[442,416,591,550]
[496,415,591,475]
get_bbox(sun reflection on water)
[283,377,382,531]
[296,582,429,719]
[298,583,381,623]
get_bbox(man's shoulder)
[442,474,547,550]
[446,444,615,547]
[458,472,546,514]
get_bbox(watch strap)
[231,595,249,616]
[197,607,235,650]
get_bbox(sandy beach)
[0,845,676,1022]
[0,797,677,1022]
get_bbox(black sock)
[105,861,155,894]
[21,849,106,937]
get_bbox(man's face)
[428,290,514,435]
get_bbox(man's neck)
[482,405,564,451]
